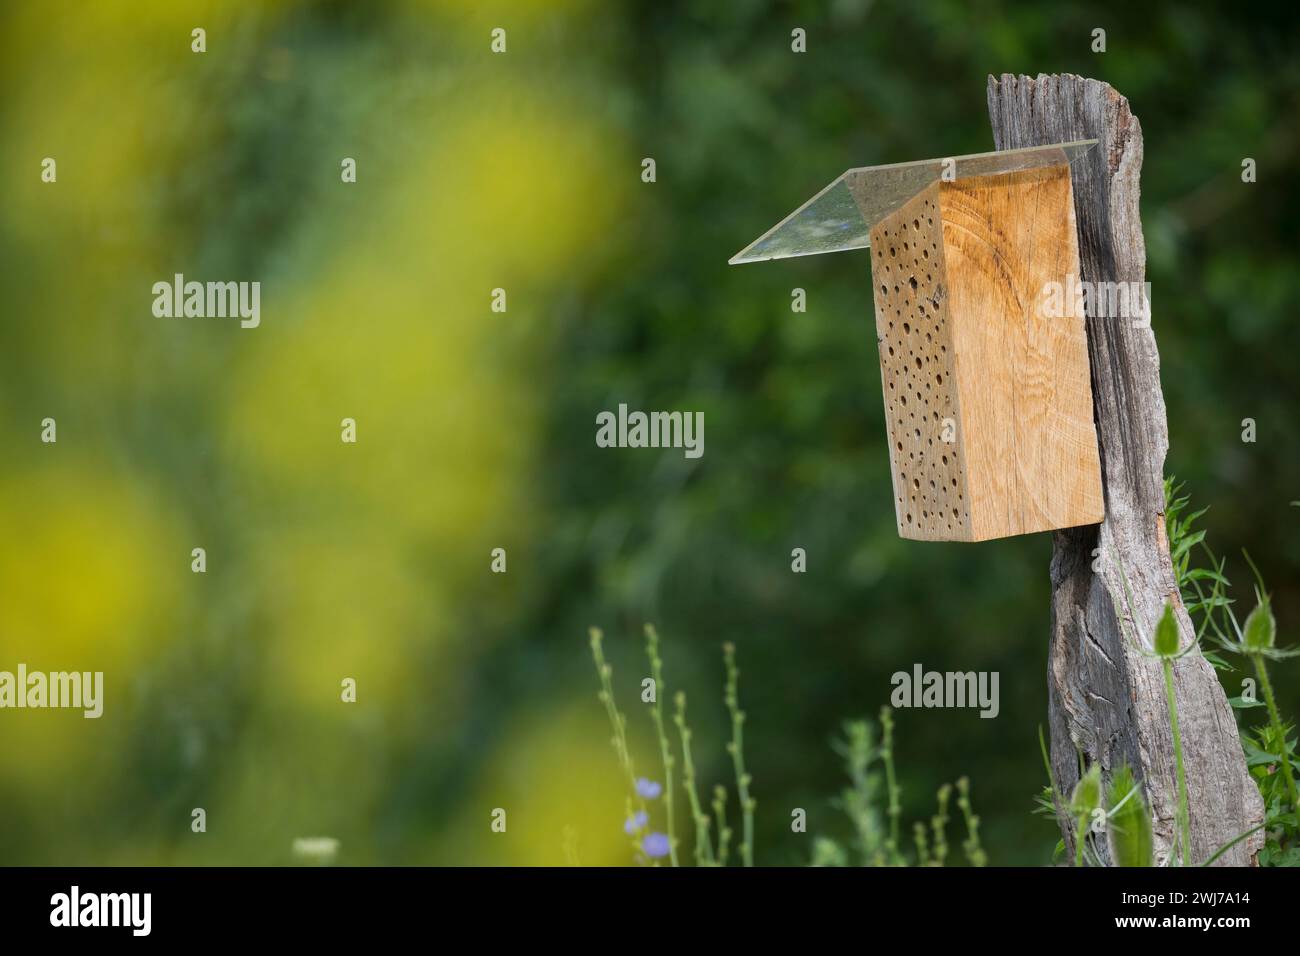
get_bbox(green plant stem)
[955,776,986,867]
[1253,653,1300,811]
[913,821,931,866]
[712,786,731,866]
[644,626,679,866]
[841,721,883,865]
[589,628,648,858]
[931,784,951,867]
[1200,823,1267,867]
[674,691,714,865]
[1163,658,1192,865]
[879,707,902,865]
[723,643,755,867]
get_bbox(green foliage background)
[0,0,1296,865]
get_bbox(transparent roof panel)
[729,140,1098,265]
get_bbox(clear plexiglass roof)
[729,140,1098,265]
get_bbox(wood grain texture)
[987,72,1263,865]
[870,167,1103,542]
[942,166,1103,540]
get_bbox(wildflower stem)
[931,783,951,867]
[1252,653,1300,811]
[590,629,636,785]
[1200,822,1267,867]
[955,776,986,867]
[589,628,648,857]
[712,785,731,866]
[1162,657,1192,864]
[879,707,902,865]
[840,721,882,865]
[644,626,679,867]
[673,690,714,865]
[723,643,755,867]
[913,821,931,866]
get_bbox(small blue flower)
[623,811,648,835]
[635,777,662,799]
[642,832,670,859]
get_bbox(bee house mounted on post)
[732,142,1106,542]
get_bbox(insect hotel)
[731,142,1106,542]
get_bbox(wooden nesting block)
[869,164,1104,541]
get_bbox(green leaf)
[1244,745,1282,767]
[1269,846,1300,867]
[1051,839,1067,864]
[1171,530,1206,562]
[1203,650,1234,672]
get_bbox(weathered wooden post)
[732,72,1264,864]
[986,72,1263,865]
